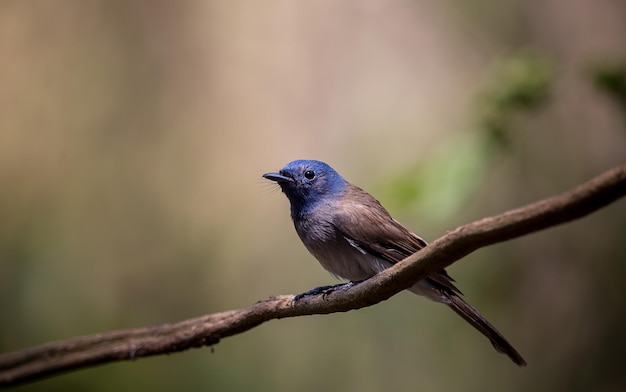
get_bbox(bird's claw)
[293,280,363,301]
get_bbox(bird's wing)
[331,200,426,261]
[330,187,461,295]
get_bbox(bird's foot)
[293,280,363,301]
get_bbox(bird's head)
[263,159,348,217]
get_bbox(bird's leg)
[293,280,364,301]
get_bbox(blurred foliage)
[381,134,490,222]
[379,53,552,222]
[478,53,552,149]
[591,62,626,114]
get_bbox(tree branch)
[1,163,625,386]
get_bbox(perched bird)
[263,159,526,366]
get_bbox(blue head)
[263,160,348,218]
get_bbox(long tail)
[447,294,526,366]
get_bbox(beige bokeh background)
[1,1,625,391]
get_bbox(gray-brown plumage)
[264,159,526,366]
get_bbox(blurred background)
[1,1,625,391]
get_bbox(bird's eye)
[304,170,315,180]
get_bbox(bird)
[263,159,526,366]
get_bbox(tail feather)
[447,294,527,366]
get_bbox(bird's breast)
[294,214,391,281]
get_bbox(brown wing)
[330,186,462,295]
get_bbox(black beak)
[262,172,294,183]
